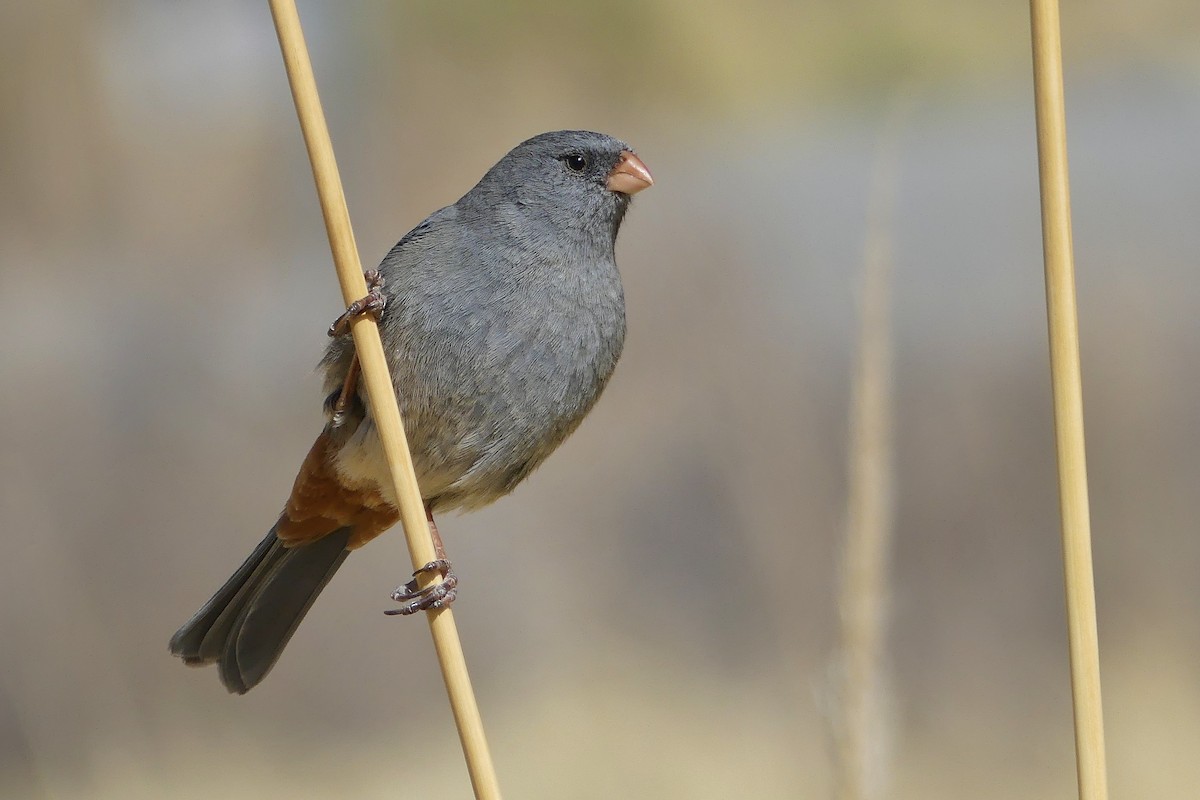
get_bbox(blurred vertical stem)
[1029,1,1109,798]
[832,93,909,800]
[266,2,502,798]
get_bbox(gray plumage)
[169,528,352,693]
[170,130,645,691]
[323,130,634,511]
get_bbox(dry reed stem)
[266,3,502,797]
[831,95,907,800]
[1029,2,1109,798]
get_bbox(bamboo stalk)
[832,97,904,800]
[266,3,502,797]
[1028,2,1109,798]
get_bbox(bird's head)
[463,130,653,251]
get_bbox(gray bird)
[169,130,653,693]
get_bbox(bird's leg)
[385,505,458,615]
[323,270,383,434]
[324,356,363,433]
[328,269,387,337]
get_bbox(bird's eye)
[564,154,589,173]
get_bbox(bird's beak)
[606,150,654,195]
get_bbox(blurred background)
[2,1,1198,797]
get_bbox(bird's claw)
[328,270,387,337]
[384,559,458,615]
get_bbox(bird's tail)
[169,526,352,693]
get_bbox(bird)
[169,130,653,693]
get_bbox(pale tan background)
[2,1,1198,798]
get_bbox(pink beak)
[606,150,654,195]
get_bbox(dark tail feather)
[169,527,352,694]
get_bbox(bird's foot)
[384,559,458,615]
[328,270,386,337]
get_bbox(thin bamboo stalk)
[1028,2,1109,798]
[266,3,502,797]
[833,98,904,800]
